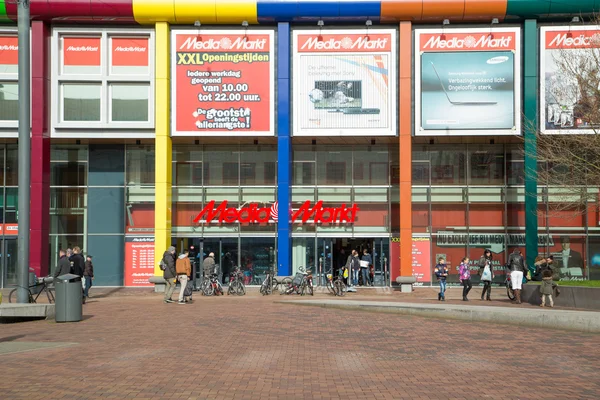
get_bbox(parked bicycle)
[299,269,314,296]
[202,273,224,296]
[281,267,313,296]
[505,270,516,301]
[228,267,246,296]
[260,269,278,295]
[9,277,56,304]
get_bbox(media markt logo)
[67,45,99,52]
[423,34,513,50]
[301,36,388,51]
[0,44,18,51]
[115,46,146,52]
[548,32,600,48]
[179,36,268,51]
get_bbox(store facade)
[1,1,600,288]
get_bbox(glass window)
[468,146,504,186]
[292,162,315,185]
[62,83,101,122]
[5,145,17,186]
[109,36,150,76]
[240,237,276,285]
[240,146,277,186]
[203,148,239,186]
[126,145,155,186]
[49,235,85,275]
[430,147,466,185]
[51,162,87,186]
[2,188,18,224]
[317,149,352,185]
[353,147,389,185]
[110,83,149,122]
[412,161,430,185]
[173,146,202,186]
[0,82,18,120]
[50,188,86,235]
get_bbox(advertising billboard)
[124,236,154,287]
[540,26,600,134]
[171,29,275,137]
[0,34,18,73]
[415,28,521,136]
[292,29,397,136]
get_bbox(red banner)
[63,37,101,66]
[112,37,149,66]
[124,236,154,287]
[172,30,274,136]
[545,30,600,49]
[0,224,18,236]
[419,32,517,52]
[411,237,431,284]
[0,35,18,65]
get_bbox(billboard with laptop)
[292,29,397,136]
[415,28,521,136]
[540,26,600,134]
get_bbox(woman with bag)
[459,257,472,301]
[478,250,494,301]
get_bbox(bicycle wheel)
[299,281,306,296]
[280,277,293,295]
[260,280,271,295]
[203,282,214,296]
[334,280,347,297]
[8,288,33,303]
[308,283,314,296]
[216,282,224,295]
[271,276,279,291]
[326,280,334,295]
[233,280,246,296]
[506,283,515,301]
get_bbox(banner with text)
[124,236,154,287]
[540,26,600,134]
[171,29,275,136]
[63,37,101,66]
[412,237,431,284]
[415,28,521,136]
[292,29,397,136]
[0,34,18,73]
[111,37,149,67]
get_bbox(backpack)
[159,258,167,271]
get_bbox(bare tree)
[528,30,600,217]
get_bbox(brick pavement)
[1,291,599,400]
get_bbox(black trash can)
[55,273,83,323]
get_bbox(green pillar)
[524,19,538,269]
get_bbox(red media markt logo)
[192,200,359,225]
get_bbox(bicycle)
[9,277,56,304]
[298,269,314,296]
[505,270,516,301]
[260,269,280,295]
[202,273,224,296]
[332,273,347,297]
[228,267,246,296]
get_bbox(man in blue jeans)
[361,249,373,286]
[434,257,449,301]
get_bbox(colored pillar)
[523,19,538,268]
[399,22,412,277]
[277,22,291,276]
[154,22,173,277]
[29,21,51,277]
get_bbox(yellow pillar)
[154,21,172,277]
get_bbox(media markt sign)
[192,200,359,224]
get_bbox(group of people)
[161,246,216,304]
[434,248,558,307]
[340,248,374,287]
[53,246,94,302]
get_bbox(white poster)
[541,26,600,134]
[292,29,397,136]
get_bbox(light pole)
[16,0,31,303]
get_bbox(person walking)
[175,249,192,305]
[459,257,472,301]
[162,246,177,304]
[53,249,72,278]
[346,250,359,286]
[478,250,494,301]
[434,257,449,301]
[508,248,527,304]
[70,247,86,304]
[83,255,94,299]
[360,249,372,286]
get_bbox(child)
[434,257,449,301]
[459,257,472,301]
[540,269,557,308]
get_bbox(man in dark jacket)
[203,252,216,279]
[70,246,85,278]
[83,255,94,299]
[508,248,527,304]
[53,249,72,279]
[163,246,177,303]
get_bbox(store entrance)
[174,237,238,286]
[0,238,17,289]
[316,238,390,287]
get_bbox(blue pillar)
[277,22,292,276]
[524,20,539,269]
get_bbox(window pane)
[317,149,352,185]
[51,162,87,186]
[430,147,466,185]
[126,145,155,186]
[111,84,149,122]
[0,82,18,120]
[353,147,389,185]
[240,146,277,186]
[62,83,101,121]
[109,36,150,76]
[5,145,17,186]
[203,148,239,186]
[3,188,18,223]
[50,188,86,234]
[51,145,88,162]
[468,145,504,185]
[292,162,315,185]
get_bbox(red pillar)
[29,21,51,277]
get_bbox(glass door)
[1,238,18,288]
[372,238,390,286]
[317,239,333,286]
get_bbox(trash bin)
[55,273,82,323]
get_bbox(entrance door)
[199,238,239,284]
[1,238,18,288]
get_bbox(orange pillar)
[399,21,413,278]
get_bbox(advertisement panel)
[415,28,521,136]
[124,236,154,287]
[171,29,275,136]
[63,37,101,66]
[111,37,149,67]
[292,29,397,136]
[0,34,18,71]
[411,237,431,284]
[540,26,600,134]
